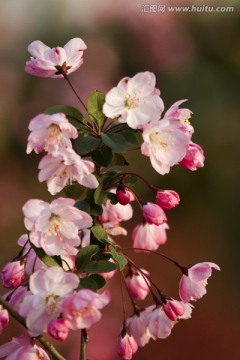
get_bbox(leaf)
[89,204,103,216]
[30,242,62,267]
[75,245,99,272]
[74,200,90,212]
[79,277,98,292]
[91,147,113,167]
[64,183,85,200]
[84,260,117,273]
[75,135,101,155]
[94,185,108,205]
[107,192,118,205]
[123,175,137,187]
[109,245,128,271]
[44,105,85,130]
[101,133,128,153]
[111,153,129,166]
[120,129,142,148]
[90,274,106,289]
[91,225,109,242]
[88,91,106,131]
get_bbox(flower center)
[149,131,175,152]
[124,95,139,109]
[45,294,61,317]
[48,213,61,236]
[181,115,191,125]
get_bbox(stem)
[80,329,88,360]
[63,75,88,113]
[0,297,66,360]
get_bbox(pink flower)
[101,258,117,280]
[156,190,180,210]
[0,334,50,359]
[23,197,92,256]
[162,299,185,321]
[25,38,87,78]
[0,305,9,334]
[26,113,78,154]
[118,329,138,360]
[127,310,152,347]
[48,318,69,341]
[164,99,194,138]
[179,262,220,303]
[1,261,25,288]
[141,119,189,175]
[38,147,98,195]
[116,188,131,205]
[19,267,79,336]
[125,269,150,300]
[103,71,164,129]
[7,286,28,312]
[62,289,111,330]
[132,222,169,251]
[147,305,175,339]
[179,141,205,171]
[143,202,167,225]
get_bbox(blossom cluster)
[0,38,219,360]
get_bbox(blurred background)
[0,0,239,359]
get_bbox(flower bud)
[48,319,69,341]
[118,329,138,360]
[163,299,185,321]
[1,261,25,288]
[0,305,9,333]
[143,203,167,225]
[156,190,180,210]
[179,142,205,171]
[116,188,131,206]
[125,269,150,300]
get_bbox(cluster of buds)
[0,38,219,360]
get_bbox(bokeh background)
[0,0,239,359]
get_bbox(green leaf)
[44,105,85,130]
[89,204,103,216]
[75,135,101,155]
[30,242,62,267]
[91,147,113,167]
[88,91,106,131]
[91,225,109,242]
[107,192,118,205]
[109,245,128,271]
[84,260,117,273]
[94,185,108,205]
[90,274,106,289]
[123,175,137,187]
[74,200,90,212]
[79,277,98,292]
[111,154,129,166]
[75,245,99,272]
[120,129,142,149]
[64,183,85,200]
[101,133,128,153]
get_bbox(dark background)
[0,1,239,359]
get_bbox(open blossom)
[0,334,50,360]
[141,119,189,175]
[19,267,79,336]
[156,190,180,210]
[147,305,175,339]
[143,202,167,225]
[127,310,152,347]
[23,197,92,256]
[179,141,205,171]
[118,330,138,360]
[1,261,25,288]
[27,113,78,154]
[103,71,164,129]
[0,306,9,334]
[62,289,111,330]
[48,318,69,341]
[25,38,87,78]
[179,262,220,303]
[132,222,169,251]
[38,147,99,195]
[164,99,194,138]
[125,269,150,300]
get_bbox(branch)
[80,329,88,360]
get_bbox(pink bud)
[116,188,131,206]
[156,190,180,210]
[125,269,150,300]
[163,299,185,321]
[48,319,69,341]
[143,203,167,225]
[0,305,9,334]
[179,142,205,171]
[1,261,25,288]
[118,330,138,360]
